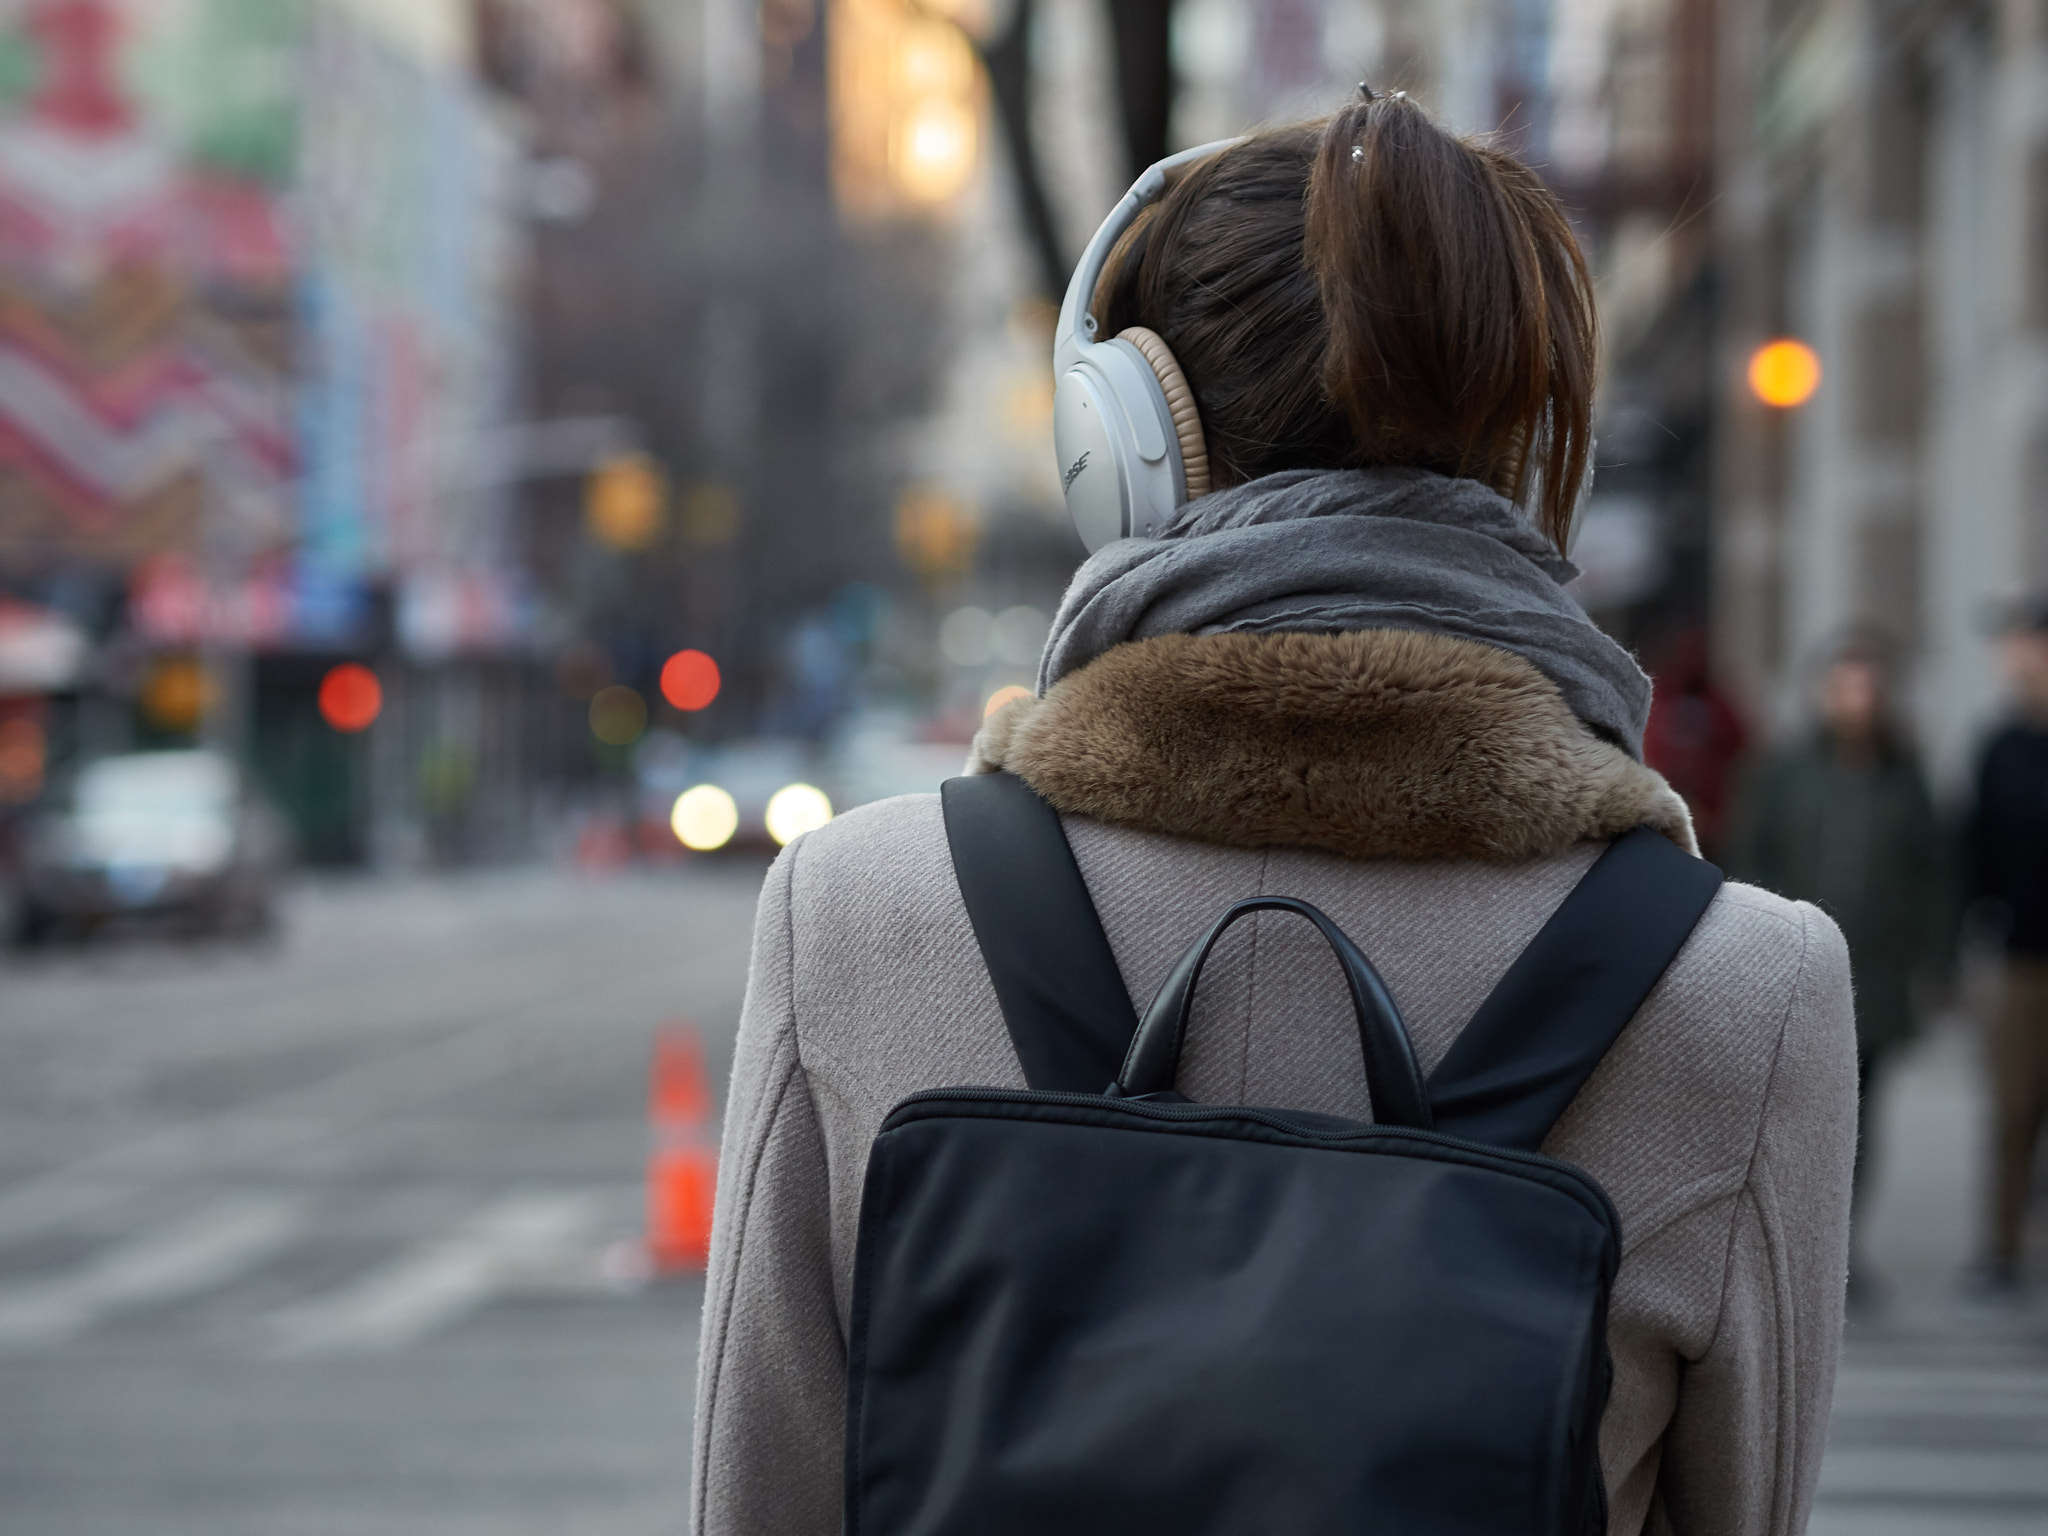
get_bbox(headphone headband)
[1053,140,1239,553]
[1053,140,1240,381]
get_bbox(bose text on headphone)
[1053,140,1239,553]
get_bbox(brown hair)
[1091,98,1597,551]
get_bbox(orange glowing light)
[0,716,45,802]
[895,487,977,581]
[832,0,983,218]
[319,664,383,733]
[1748,339,1822,408]
[586,453,668,550]
[660,649,722,712]
[141,657,214,733]
[984,684,1031,718]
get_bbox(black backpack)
[844,772,1722,1536]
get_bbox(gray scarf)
[1038,466,1652,757]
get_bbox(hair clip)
[1351,144,1364,163]
[1393,90,1407,100]
[1357,82,1377,102]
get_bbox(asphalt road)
[0,863,768,1536]
[0,864,2043,1534]
[1814,1021,2048,1534]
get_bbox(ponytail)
[1093,99,1598,553]
[1306,98,1596,551]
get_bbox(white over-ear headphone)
[1053,140,1239,553]
[1052,137,1596,557]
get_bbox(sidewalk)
[1811,1021,2048,1533]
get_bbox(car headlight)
[671,785,738,851]
[765,784,832,846]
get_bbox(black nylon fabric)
[1426,828,1723,1150]
[939,774,1138,1091]
[847,1093,1618,1536]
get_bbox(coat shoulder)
[769,791,1022,1101]
[776,792,958,934]
[1673,877,1851,1034]
[787,791,946,871]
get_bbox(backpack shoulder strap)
[1426,827,1724,1152]
[940,772,1139,1093]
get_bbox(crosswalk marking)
[1808,1512,2048,1536]
[1815,1360,2048,1532]
[0,995,631,1249]
[1819,1447,2048,1500]
[0,1196,301,1351]
[1829,1363,2048,1408]
[263,1191,602,1356]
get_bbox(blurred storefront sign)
[0,0,299,569]
[297,2,523,598]
[395,568,530,661]
[129,553,369,650]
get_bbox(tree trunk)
[1107,0,1176,177]
[976,0,1068,299]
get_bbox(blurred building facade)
[479,0,966,844]
[0,0,533,863]
[0,0,967,868]
[1715,0,2047,787]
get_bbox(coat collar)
[970,630,1696,863]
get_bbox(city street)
[0,865,2044,1535]
[0,862,769,1536]
[1817,1019,2048,1534]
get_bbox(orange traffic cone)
[645,1024,719,1274]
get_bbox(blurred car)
[12,750,288,943]
[828,707,973,810]
[635,735,836,853]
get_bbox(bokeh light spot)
[671,784,739,851]
[984,684,1032,718]
[660,649,722,712]
[318,664,383,733]
[590,685,648,745]
[766,783,833,846]
[939,605,992,667]
[895,96,976,202]
[141,657,214,733]
[586,453,668,551]
[1747,338,1821,408]
[895,488,977,582]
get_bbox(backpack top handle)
[1118,896,1433,1130]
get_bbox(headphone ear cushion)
[1117,326,1211,499]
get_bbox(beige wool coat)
[692,630,1858,1536]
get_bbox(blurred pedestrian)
[1726,632,1947,1292]
[1965,599,2048,1294]
[695,100,1854,1536]
[1644,629,1750,860]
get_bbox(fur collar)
[970,630,1696,863]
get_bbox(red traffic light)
[660,650,721,712]
[319,663,382,733]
